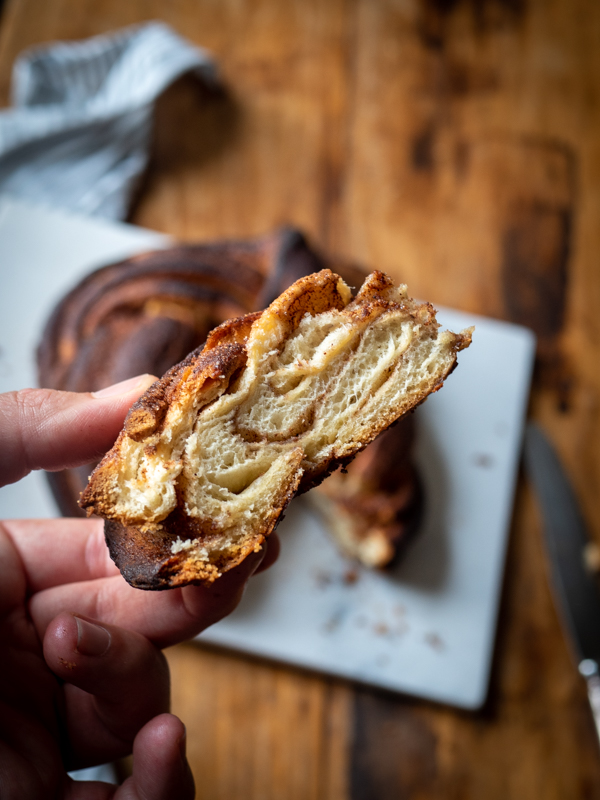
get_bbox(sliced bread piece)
[80,269,472,589]
[309,417,422,569]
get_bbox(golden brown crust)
[103,461,302,590]
[38,229,438,583]
[37,229,326,517]
[79,268,471,589]
[80,270,350,521]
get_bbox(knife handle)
[586,675,600,744]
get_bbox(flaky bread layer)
[80,269,472,589]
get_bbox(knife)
[524,422,600,743]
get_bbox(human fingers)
[64,716,195,800]
[44,612,170,767]
[31,541,270,648]
[8,517,275,601]
[0,375,156,487]
[2,518,119,594]
[115,715,195,800]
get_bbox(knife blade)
[524,422,600,743]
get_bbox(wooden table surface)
[2,0,600,797]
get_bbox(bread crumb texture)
[80,270,472,589]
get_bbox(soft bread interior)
[81,269,471,583]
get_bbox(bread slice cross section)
[80,269,472,589]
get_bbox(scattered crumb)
[58,657,76,670]
[314,568,360,589]
[171,537,194,554]
[473,453,494,468]
[424,632,445,652]
[392,620,410,637]
[343,568,359,585]
[322,609,345,633]
[373,622,389,637]
[314,569,333,588]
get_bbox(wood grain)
[166,644,351,800]
[1,0,600,796]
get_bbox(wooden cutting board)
[2,0,600,794]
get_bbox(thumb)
[0,375,156,488]
[116,715,195,800]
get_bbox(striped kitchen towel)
[0,22,216,219]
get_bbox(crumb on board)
[424,632,445,651]
[343,568,359,585]
[373,622,390,636]
[314,567,361,589]
[322,609,345,633]
[473,453,494,468]
[314,569,333,588]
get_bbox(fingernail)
[92,374,151,399]
[75,616,111,656]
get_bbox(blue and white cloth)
[0,22,216,219]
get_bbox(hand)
[0,378,279,799]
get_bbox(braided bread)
[37,228,467,578]
[309,412,422,568]
[37,228,326,516]
[78,268,471,588]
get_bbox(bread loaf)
[37,228,327,516]
[310,414,422,568]
[79,268,472,589]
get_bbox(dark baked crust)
[103,466,301,590]
[38,229,432,583]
